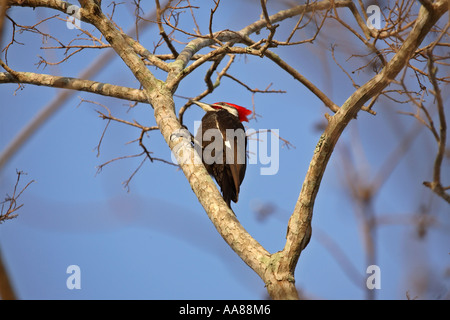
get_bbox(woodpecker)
[192,101,252,208]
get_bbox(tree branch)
[422,49,450,203]
[166,0,355,90]
[0,70,148,103]
[0,1,167,171]
[278,0,448,294]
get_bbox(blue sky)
[0,1,449,299]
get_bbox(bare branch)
[155,0,178,57]
[166,0,357,89]
[0,170,34,224]
[422,50,449,203]
[418,0,434,13]
[278,0,449,299]
[223,73,286,94]
[0,69,149,103]
[209,0,220,40]
[0,1,165,172]
[178,54,235,124]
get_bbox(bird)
[191,101,252,208]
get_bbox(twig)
[223,73,286,94]
[155,0,179,57]
[247,129,296,150]
[178,54,235,124]
[0,2,166,171]
[0,170,34,223]
[232,42,342,114]
[209,0,221,41]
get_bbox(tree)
[0,0,448,299]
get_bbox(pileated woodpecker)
[192,101,252,208]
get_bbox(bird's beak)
[191,100,216,112]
